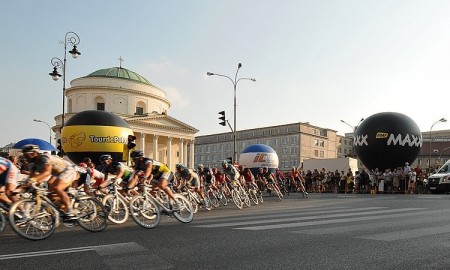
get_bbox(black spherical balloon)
[354,112,422,171]
[62,110,133,164]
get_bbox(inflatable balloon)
[354,112,422,171]
[239,144,279,175]
[61,110,133,164]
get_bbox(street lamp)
[439,146,450,161]
[429,118,447,173]
[33,119,52,145]
[49,31,81,132]
[207,63,256,163]
[340,118,364,157]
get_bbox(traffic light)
[218,111,226,126]
[56,139,64,157]
[127,134,137,150]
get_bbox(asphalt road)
[2,192,450,270]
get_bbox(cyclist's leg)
[51,169,78,216]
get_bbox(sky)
[2,0,450,147]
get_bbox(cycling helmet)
[176,163,184,170]
[221,160,229,166]
[99,154,112,163]
[130,150,144,159]
[263,166,268,170]
[22,144,40,153]
[197,163,204,170]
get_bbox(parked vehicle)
[427,161,450,194]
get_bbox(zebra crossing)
[192,206,450,242]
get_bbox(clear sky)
[1,0,450,147]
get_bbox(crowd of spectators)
[278,163,430,194]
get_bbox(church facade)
[53,66,198,171]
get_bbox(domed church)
[54,65,198,170]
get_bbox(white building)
[54,66,198,171]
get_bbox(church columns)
[189,140,195,168]
[167,137,172,169]
[179,139,184,164]
[139,133,146,152]
[153,135,159,160]
[183,143,188,166]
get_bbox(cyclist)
[99,154,135,196]
[131,155,180,210]
[290,167,308,197]
[241,167,259,192]
[221,160,240,191]
[212,167,230,196]
[22,144,80,219]
[176,163,206,204]
[126,151,150,194]
[71,163,94,196]
[197,164,218,193]
[81,158,107,194]
[261,166,281,195]
[0,156,19,205]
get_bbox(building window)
[97,103,105,111]
[320,151,324,158]
[314,149,319,157]
[291,147,298,155]
[135,106,144,115]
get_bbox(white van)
[427,161,450,193]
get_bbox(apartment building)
[193,122,339,170]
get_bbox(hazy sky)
[2,0,450,147]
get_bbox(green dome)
[85,67,153,85]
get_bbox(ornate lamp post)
[49,31,81,132]
[207,63,256,163]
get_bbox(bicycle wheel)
[257,190,264,204]
[76,197,108,232]
[207,191,220,208]
[231,189,243,209]
[249,190,259,205]
[172,194,194,223]
[129,195,160,229]
[187,193,199,214]
[9,199,57,241]
[102,194,129,224]
[0,211,6,234]
[275,188,283,201]
[203,196,212,211]
[217,189,228,206]
[242,192,251,207]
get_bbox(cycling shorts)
[151,171,173,185]
[54,167,79,185]
[188,177,200,188]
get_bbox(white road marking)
[0,242,146,261]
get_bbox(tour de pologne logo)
[67,131,86,148]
